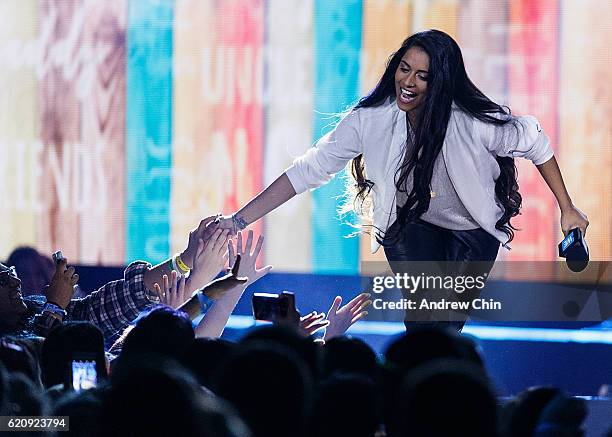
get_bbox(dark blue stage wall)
[75,264,612,397]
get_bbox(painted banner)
[0,0,38,257]
[38,0,126,264]
[558,0,612,261]
[263,0,314,272]
[126,0,173,264]
[507,0,558,262]
[359,0,412,270]
[312,0,362,274]
[172,0,219,256]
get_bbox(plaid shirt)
[31,261,155,346]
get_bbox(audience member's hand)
[201,255,248,301]
[187,229,230,291]
[181,215,219,269]
[46,258,79,309]
[323,293,371,341]
[216,214,238,235]
[228,230,272,285]
[299,311,329,336]
[154,270,189,309]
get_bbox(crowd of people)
[0,216,604,437]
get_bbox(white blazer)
[285,98,553,253]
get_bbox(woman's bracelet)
[232,214,248,231]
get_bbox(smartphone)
[252,291,295,322]
[70,356,98,392]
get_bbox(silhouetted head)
[41,321,107,389]
[310,373,381,437]
[394,359,497,436]
[322,336,379,381]
[7,247,54,296]
[120,306,195,363]
[214,342,312,437]
[105,357,250,437]
[180,337,237,389]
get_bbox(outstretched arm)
[218,109,366,232]
[536,156,589,236]
[195,230,272,338]
[144,215,219,292]
[218,173,297,232]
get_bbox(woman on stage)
[216,29,588,330]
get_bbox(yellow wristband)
[175,254,191,274]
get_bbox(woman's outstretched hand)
[560,205,589,236]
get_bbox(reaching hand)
[46,258,79,309]
[323,293,372,341]
[181,215,219,269]
[228,230,272,285]
[154,270,189,309]
[201,254,248,301]
[299,312,329,336]
[216,215,238,235]
[560,206,589,237]
[186,228,230,292]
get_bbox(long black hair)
[349,29,521,244]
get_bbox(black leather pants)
[383,219,500,332]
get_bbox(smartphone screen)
[252,291,296,322]
[252,293,280,322]
[71,360,97,391]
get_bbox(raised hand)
[186,228,230,293]
[154,270,189,309]
[180,215,219,269]
[299,311,329,336]
[323,293,372,341]
[46,258,79,309]
[200,254,248,301]
[228,230,272,285]
[178,255,248,320]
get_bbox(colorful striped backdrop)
[0,0,610,274]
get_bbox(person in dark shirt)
[0,215,241,346]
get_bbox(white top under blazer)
[285,97,553,254]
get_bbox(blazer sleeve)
[479,114,554,165]
[285,110,363,195]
